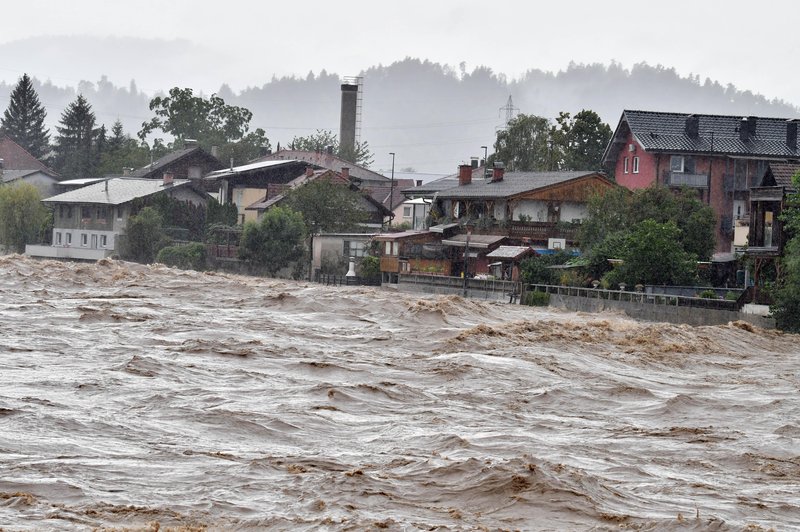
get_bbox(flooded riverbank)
[1,255,798,530]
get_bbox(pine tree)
[53,95,100,179]
[1,74,50,159]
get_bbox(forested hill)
[1,56,797,174]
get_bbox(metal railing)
[527,284,739,311]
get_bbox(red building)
[602,110,800,255]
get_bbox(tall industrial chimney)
[339,77,361,158]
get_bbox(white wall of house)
[51,228,118,252]
[312,233,374,272]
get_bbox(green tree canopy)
[138,87,270,164]
[772,171,800,331]
[0,183,48,253]
[283,178,368,236]
[239,206,306,275]
[493,114,552,172]
[290,129,374,167]
[53,95,101,179]
[1,74,50,159]
[96,120,150,176]
[580,185,715,261]
[120,206,169,263]
[551,110,612,171]
[604,220,697,287]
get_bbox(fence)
[315,272,381,287]
[526,284,739,311]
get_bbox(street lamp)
[388,152,395,229]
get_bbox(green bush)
[156,243,207,271]
[523,291,550,306]
[358,255,381,278]
[698,289,717,299]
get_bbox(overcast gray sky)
[0,0,797,103]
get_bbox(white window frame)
[100,235,108,248]
[623,157,629,174]
[81,233,88,247]
[632,156,640,174]
[670,155,685,173]
[66,233,72,245]
[55,232,62,245]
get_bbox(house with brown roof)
[0,134,61,198]
[132,144,223,181]
[602,110,800,254]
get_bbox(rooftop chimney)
[491,161,505,182]
[305,166,315,178]
[341,167,350,180]
[339,81,359,158]
[787,119,799,150]
[163,171,174,186]
[685,114,699,139]
[458,164,472,186]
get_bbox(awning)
[441,234,506,249]
[486,245,533,261]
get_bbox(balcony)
[506,221,579,242]
[25,244,114,261]
[667,172,708,188]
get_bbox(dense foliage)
[156,243,207,271]
[283,179,368,236]
[53,95,101,179]
[771,172,800,331]
[0,183,48,253]
[239,206,306,276]
[138,87,270,164]
[0,74,50,159]
[120,207,170,263]
[579,185,715,287]
[492,109,612,172]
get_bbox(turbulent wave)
[0,255,798,530]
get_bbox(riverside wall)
[548,292,776,328]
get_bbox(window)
[59,205,64,219]
[623,157,629,174]
[81,206,91,220]
[81,233,88,247]
[96,206,108,220]
[55,232,62,245]
[670,155,685,173]
[384,241,398,256]
[66,233,72,245]
[101,235,107,248]
[117,206,124,219]
[632,156,640,174]
[403,206,412,218]
[343,240,366,258]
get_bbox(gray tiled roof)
[435,171,601,199]
[763,162,800,188]
[604,110,800,167]
[43,178,196,205]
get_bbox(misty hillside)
[1,43,797,173]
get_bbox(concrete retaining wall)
[395,279,514,303]
[549,292,776,328]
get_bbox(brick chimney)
[491,161,505,182]
[787,119,799,150]
[305,166,314,178]
[685,114,699,139]
[163,171,174,186]
[341,167,350,180]
[458,164,472,186]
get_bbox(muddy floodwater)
[0,255,798,530]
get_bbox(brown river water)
[0,255,798,531]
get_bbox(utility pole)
[388,152,395,229]
[462,228,471,297]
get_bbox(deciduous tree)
[551,110,612,171]
[492,114,552,172]
[290,129,374,167]
[0,183,48,253]
[138,87,270,164]
[239,206,306,275]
